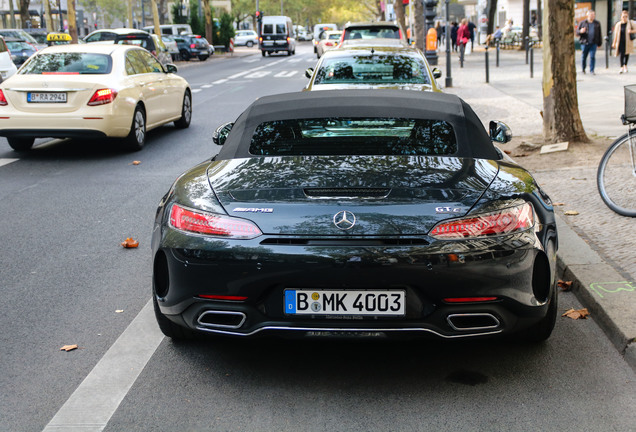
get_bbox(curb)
[554,213,636,372]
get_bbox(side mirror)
[489,120,512,143]
[432,68,442,79]
[305,68,314,79]
[164,63,178,74]
[212,122,234,146]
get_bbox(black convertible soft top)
[216,90,500,160]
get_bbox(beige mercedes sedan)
[0,43,191,151]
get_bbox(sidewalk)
[438,45,636,371]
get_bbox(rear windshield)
[20,53,113,74]
[344,26,400,40]
[263,24,286,34]
[7,41,33,51]
[314,54,431,85]
[250,118,457,156]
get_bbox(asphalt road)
[0,43,635,432]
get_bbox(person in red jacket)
[457,18,471,64]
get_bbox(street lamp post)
[445,0,452,87]
[424,0,438,65]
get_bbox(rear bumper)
[0,112,131,139]
[260,43,291,52]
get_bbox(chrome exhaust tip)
[447,313,500,331]
[197,310,246,329]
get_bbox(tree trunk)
[415,0,425,51]
[542,0,589,143]
[19,0,30,28]
[204,0,213,45]
[487,0,497,35]
[43,0,53,31]
[67,0,77,42]
[8,0,17,28]
[395,0,407,38]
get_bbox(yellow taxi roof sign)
[47,33,72,42]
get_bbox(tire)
[180,49,191,61]
[153,294,195,339]
[174,91,192,129]
[246,41,253,47]
[261,50,266,56]
[198,55,208,61]
[597,130,636,217]
[124,106,146,151]
[316,51,321,59]
[7,137,34,151]
[287,50,292,56]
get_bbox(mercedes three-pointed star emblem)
[333,210,356,230]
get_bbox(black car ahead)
[173,34,211,61]
[151,90,558,342]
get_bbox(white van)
[143,24,193,36]
[260,16,296,56]
[0,36,18,82]
[312,23,337,53]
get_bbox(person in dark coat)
[468,20,476,50]
[577,10,603,74]
[450,22,458,52]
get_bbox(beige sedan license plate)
[284,289,405,316]
[27,92,67,103]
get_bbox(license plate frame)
[27,92,67,103]
[284,289,406,316]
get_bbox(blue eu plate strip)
[285,290,296,314]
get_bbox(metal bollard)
[496,40,500,67]
[525,36,529,64]
[530,46,534,78]
[605,35,610,69]
[485,47,489,83]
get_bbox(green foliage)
[171,2,187,24]
[189,0,205,35]
[217,12,235,49]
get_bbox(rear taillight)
[259,37,263,43]
[87,88,117,106]
[325,42,333,46]
[429,203,534,239]
[169,204,262,239]
[190,43,196,49]
[0,89,7,106]
[287,37,290,42]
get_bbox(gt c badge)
[333,210,356,230]
[435,207,463,214]
[233,208,273,213]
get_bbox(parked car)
[0,36,18,81]
[0,29,45,50]
[259,15,296,56]
[293,25,310,41]
[340,21,405,46]
[5,39,37,65]
[160,35,180,61]
[149,34,172,66]
[151,90,559,343]
[24,29,48,45]
[234,30,258,47]
[84,29,172,66]
[315,30,342,58]
[142,24,193,36]
[0,44,191,151]
[173,34,211,61]
[312,23,337,53]
[305,44,442,92]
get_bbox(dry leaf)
[562,308,590,320]
[132,160,141,165]
[115,310,124,313]
[558,280,573,291]
[60,344,78,352]
[121,237,139,248]
[503,150,512,155]
[553,202,565,206]
[564,210,579,216]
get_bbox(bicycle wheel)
[597,131,636,217]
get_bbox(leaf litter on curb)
[558,280,573,291]
[60,344,78,352]
[562,308,590,320]
[121,237,139,248]
[564,210,579,216]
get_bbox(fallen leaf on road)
[503,150,512,155]
[564,210,579,216]
[558,280,573,291]
[132,160,141,165]
[115,310,124,313]
[562,308,590,320]
[60,344,78,352]
[121,237,139,248]
[553,202,565,206]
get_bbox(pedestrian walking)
[468,20,476,50]
[457,18,470,65]
[450,22,458,52]
[612,10,636,73]
[577,10,602,75]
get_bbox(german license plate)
[263,41,273,46]
[27,92,67,103]
[284,289,405,316]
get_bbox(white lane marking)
[42,299,164,432]
[287,58,304,63]
[201,84,213,88]
[227,70,252,79]
[213,78,229,84]
[191,89,202,93]
[0,158,19,168]
[243,58,260,63]
[244,70,272,79]
[274,70,298,77]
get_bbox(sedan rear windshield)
[20,53,113,74]
[344,26,400,40]
[314,54,431,85]
[250,118,457,156]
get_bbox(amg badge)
[233,207,273,213]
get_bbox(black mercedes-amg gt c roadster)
[151,90,558,342]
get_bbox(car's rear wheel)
[198,55,208,61]
[174,91,192,129]
[261,50,266,56]
[180,49,191,61]
[125,106,146,151]
[153,294,195,339]
[287,50,292,56]
[246,41,253,47]
[7,137,35,151]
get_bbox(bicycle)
[596,85,636,217]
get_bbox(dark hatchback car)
[5,39,36,65]
[151,90,558,343]
[174,34,211,61]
